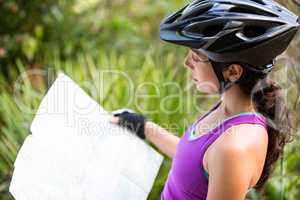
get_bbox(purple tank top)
[161,101,267,200]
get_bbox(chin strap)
[209,60,275,94]
[209,60,233,94]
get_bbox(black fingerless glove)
[113,110,146,139]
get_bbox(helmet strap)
[210,60,274,94]
[210,60,234,94]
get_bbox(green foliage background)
[0,0,300,199]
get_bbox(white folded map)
[9,72,163,200]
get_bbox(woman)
[111,0,300,199]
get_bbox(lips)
[191,76,198,82]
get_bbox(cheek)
[194,65,219,93]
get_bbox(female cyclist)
[111,0,300,199]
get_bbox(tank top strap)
[213,112,268,138]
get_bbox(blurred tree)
[0,0,61,81]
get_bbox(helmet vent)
[203,23,224,37]
[230,7,259,15]
[182,22,225,38]
[250,0,266,5]
[181,3,213,20]
[242,25,266,38]
[229,6,276,17]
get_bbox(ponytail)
[238,72,294,189]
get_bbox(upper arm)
[206,125,267,200]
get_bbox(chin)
[196,84,218,94]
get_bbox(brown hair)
[237,67,294,189]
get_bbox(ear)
[223,64,244,82]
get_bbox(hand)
[110,109,146,139]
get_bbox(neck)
[220,85,256,117]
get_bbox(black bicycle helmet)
[160,0,300,93]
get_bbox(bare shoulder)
[206,124,268,199]
[206,123,268,187]
[206,123,268,164]
[215,123,268,151]
[207,123,268,169]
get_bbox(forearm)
[144,121,180,159]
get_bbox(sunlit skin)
[111,50,268,200]
[183,50,268,200]
[184,49,220,93]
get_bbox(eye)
[191,52,208,63]
[192,54,201,62]
[191,52,203,62]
